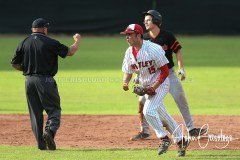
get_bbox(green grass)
[1,36,240,160]
[0,146,239,160]
[1,35,240,71]
[0,35,240,115]
[1,67,240,115]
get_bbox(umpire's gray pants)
[140,68,194,133]
[25,75,61,149]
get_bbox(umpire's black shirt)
[143,30,182,69]
[11,32,69,76]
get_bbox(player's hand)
[122,83,129,91]
[178,68,186,81]
[145,87,156,95]
[73,33,81,43]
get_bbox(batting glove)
[178,68,186,81]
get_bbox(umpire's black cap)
[32,18,50,28]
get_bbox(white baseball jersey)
[122,40,183,141]
[122,40,169,87]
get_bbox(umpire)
[11,18,81,150]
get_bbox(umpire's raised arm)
[67,33,81,56]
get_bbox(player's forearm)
[122,73,132,91]
[12,64,23,71]
[67,41,80,56]
[176,49,186,80]
[176,49,184,70]
[123,73,132,84]
[152,64,169,90]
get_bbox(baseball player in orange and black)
[131,10,207,141]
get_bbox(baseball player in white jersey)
[121,24,190,157]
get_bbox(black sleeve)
[51,40,69,58]
[11,41,24,65]
[168,32,182,53]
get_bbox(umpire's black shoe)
[43,130,56,150]
[39,146,47,150]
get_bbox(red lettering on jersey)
[136,60,155,69]
[142,61,147,68]
[138,62,142,68]
[131,64,138,70]
[149,60,153,66]
[148,66,156,74]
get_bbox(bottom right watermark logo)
[174,124,239,149]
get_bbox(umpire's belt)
[28,74,53,77]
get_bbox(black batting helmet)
[143,10,162,26]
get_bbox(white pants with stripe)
[140,68,194,136]
[142,78,183,143]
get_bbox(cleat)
[130,132,150,141]
[189,128,207,138]
[158,136,172,155]
[43,129,56,150]
[177,138,190,157]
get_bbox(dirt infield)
[0,114,239,150]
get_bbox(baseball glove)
[133,85,156,96]
[133,85,146,96]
